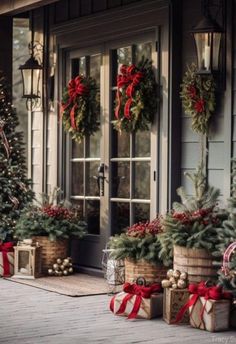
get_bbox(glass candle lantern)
[13,243,42,279]
[102,248,125,294]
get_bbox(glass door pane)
[110,41,155,234]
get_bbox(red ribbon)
[0,121,10,159]
[174,281,232,324]
[0,242,14,277]
[222,242,236,275]
[115,65,144,120]
[61,76,89,129]
[110,282,161,319]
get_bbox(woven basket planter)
[125,258,168,284]
[173,245,218,283]
[32,236,69,275]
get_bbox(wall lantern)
[19,42,43,111]
[190,3,224,75]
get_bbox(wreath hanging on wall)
[180,64,216,135]
[113,58,158,133]
[60,75,100,142]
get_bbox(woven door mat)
[5,273,108,297]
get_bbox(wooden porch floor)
[0,278,235,344]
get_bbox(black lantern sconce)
[19,13,43,111]
[190,0,224,79]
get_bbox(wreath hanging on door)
[60,75,100,142]
[180,64,216,135]
[113,58,158,133]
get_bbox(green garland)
[180,64,215,135]
[113,58,158,133]
[61,75,100,142]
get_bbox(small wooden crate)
[112,292,163,319]
[163,288,190,324]
[189,296,231,332]
[125,258,167,284]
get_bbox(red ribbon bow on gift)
[174,281,232,324]
[115,64,144,120]
[0,242,14,277]
[110,282,161,320]
[61,76,89,130]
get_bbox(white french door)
[65,31,159,269]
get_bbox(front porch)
[1,278,235,344]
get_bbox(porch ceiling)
[0,0,59,15]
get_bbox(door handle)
[93,163,105,196]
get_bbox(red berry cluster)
[127,217,162,238]
[172,207,220,227]
[42,205,73,220]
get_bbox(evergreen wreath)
[180,64,216,135]
[113,58,158,133]
[61,75,100,142]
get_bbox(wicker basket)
[173,245,218,283]
[125,258,168,284]
[32,236,69,274]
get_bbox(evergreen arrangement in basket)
[108,217,166,265]
[15,188,87,241]
[159,164,226,266]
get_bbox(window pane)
[134,130,150,157]
[86,131,100,158]
[117,46,132,74]
[111,202,130,235]
[79,56,86,75]
[71,162,84,195]
[86,200,100,235]
[71,199,84,219]
[72,140,84,158]
[133,203,150,223]
[86,161,100,197]
[134,161,150,199]
[112,162,130,198]
[112,129,130,158]
[135,42,152,64]
[90,54,101,86]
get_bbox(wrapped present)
[110,282,163,319]
[174,282,232,332]
[0,242,14,277]
[163,288,189,324]
[230,301,236,328]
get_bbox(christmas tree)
[159,164,225,266]
[0,74,34,241]
[213,159,236,293]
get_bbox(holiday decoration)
[159,164,224,270]
[13,240,42,279]
[113,58,157,133]
[109,217,168,284]
[61,75,100,142]
[175,282,232,332]
[15,188,87,241]
[102,247,125,294]
[47,257,73,276]
[180,64,215,135]
[0,74,34,241]
[163,287,190,324]
[161,269,188,290]
[109,281,162,319]
[0,241,14,277]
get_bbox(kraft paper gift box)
[111,291,163,319]
[163,288,190,324]
[189,296,231,332]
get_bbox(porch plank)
[0,279,235,344]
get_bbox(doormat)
[5,273,108,297]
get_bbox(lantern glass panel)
[22,69,32,96]
[212,32,221,70]
[194,32,212,72]
[32,68,40,96]
[18,250,31,275]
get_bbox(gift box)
[0,242,14,277]
[189,295,231,332]
[110,282,163,319]
[230,302,236,328]
[163,288,189,324]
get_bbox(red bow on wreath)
[110,282,161,319]
[173,281,232,324]
[115,64,144,120]
[61,76,89,130]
